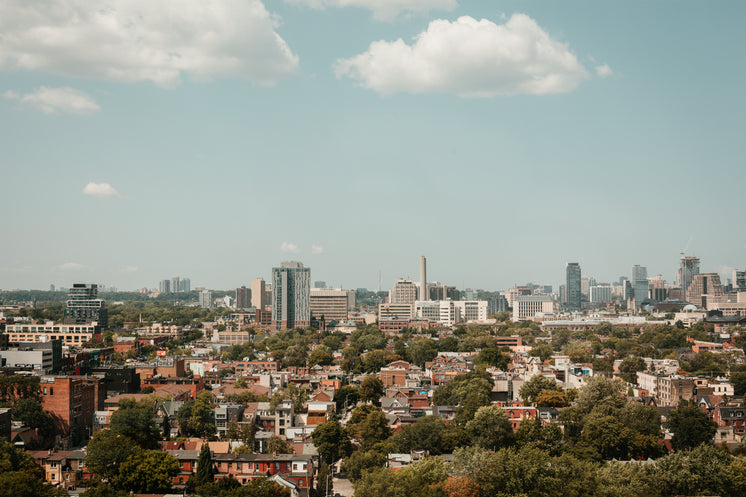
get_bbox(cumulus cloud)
[311,244,324,255]
[0,0,298,88]
[4,86,100,114]
[595,64,613,78]
[335,14,589,97]
[83,182,123,199]
[285,0,457,20]
[281,242,300,253]
[58,262,85,271]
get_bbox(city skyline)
[1,1,745,291]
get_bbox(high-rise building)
[390,279,418,304]
[271,262,311,330]
[235,286,251,310]
[171,276,181,294]
[420,256,428,301]
[734,270,746,292]
[429,284,459,301]
[632,265,649,303]
[676,256,700,292]
[589,285,612,304]
[566,263,581,311]
[310,288,351,322]
[199,289,213,309]
[64,284,107,327]
[252,278,266,311]
[686,273,724,309]
[180,278,191,292]
[159,279,170,293]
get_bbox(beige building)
[686,273,724,309]
[251,278,266,311]
[4,321,98,345]
[310,288,352,322]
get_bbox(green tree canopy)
[85,430,141,481]
[114,450,179,494]
[110,399,161,448]
[667,400,716,451]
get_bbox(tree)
[667,400,716,450]
[0,441,51,497]
[114,450,179,494]
[79,485,129,497]
[177,391,216,438]
[408,338,438,367]
[358,408,391,450]
[266,435,294,454]
[110,399,161,448]
[519,375,561,404]
[618,356,646,384]
[359,375,384,405]
[476,347,510,369]
[309,345,334,367]
[12,398,56,446]
[85,430,141,481]
[195,442,215,487]
[529,343,554,362]
[333,385,359,411]
[315,462,333,497]
[535,390,569,407]
[466,405,514,450]
[312,420,351,466]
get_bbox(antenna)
[378,270,382,293]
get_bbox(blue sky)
[1,0,744,292]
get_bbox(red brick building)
[40,376,105,443]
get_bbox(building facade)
[566,263,582,310]
[676,256,700,292]
[235,286,251,310]
[309,288,350,322]
[271,262,311,331]
[632,265,649,303]
[64,284,107,327]
[251,278,266,311]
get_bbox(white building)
[415,300,456,326]
[453,300,489,322]
[513,296,555,321]
[589,285,613,304]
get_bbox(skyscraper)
[252,278,266,311]
[180,278,191,292]
[271,262,311,330]
[199,289,213,309]
[235,286,251,310]
[64,283,107,327]
[734,270,746,292]
[566,263,581,311]
[632,265,649,303]
[159,279,170,293]
[171,276,181,294]
[676,256,700,292]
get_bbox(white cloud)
[4,86,100,114]
[83,182,123,199]
[285,0,457,20]
[58,262,85,271]
[311,244,324,255]
[335,14,589,97]
[281,242,300,253]
[595,64,613,78]
[0,0,298,88]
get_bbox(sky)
[1,0,745,292]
